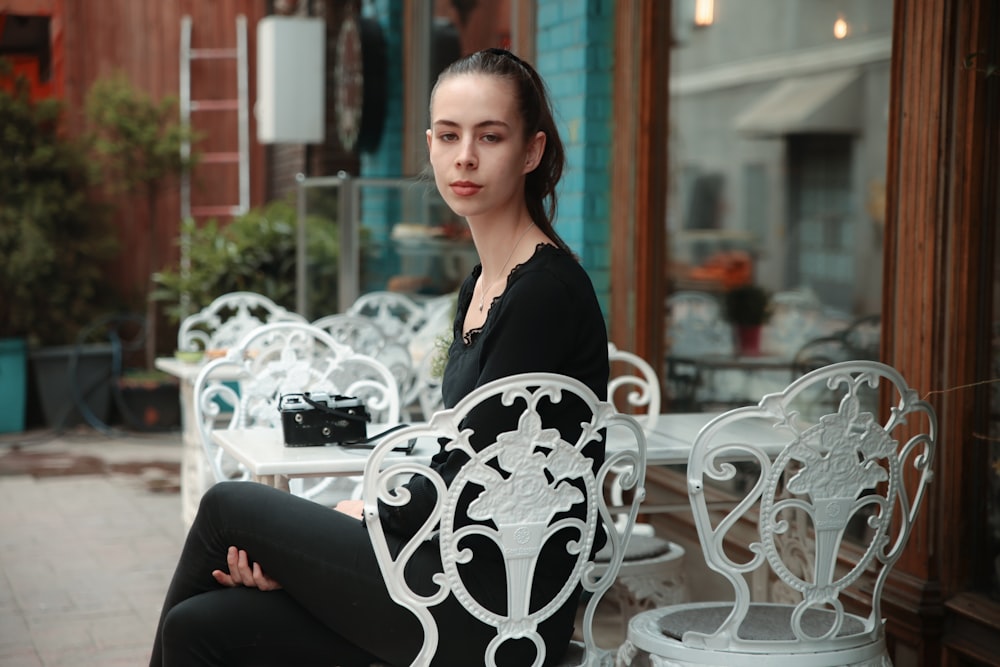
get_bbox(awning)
[734,69,862,136]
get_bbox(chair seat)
[595,533,675,562]
[658,603,866,641]
[591,535,690,640]
[623,603,888,667]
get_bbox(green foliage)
[83,71,200,366]
[429,294,458,379]
[0,61,119,345]
[152,199,343,322]
[85,72,197,200]
[723,284,772,326]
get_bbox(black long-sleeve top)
[380,243,610,542]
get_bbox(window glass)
[666,0,891,411]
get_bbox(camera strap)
[301,393,412,450]
[300,393,371,424]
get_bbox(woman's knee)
[199,480,270,516]
[200,480,243,509]
[160,597,222,664]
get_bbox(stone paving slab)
[0,428,184,667]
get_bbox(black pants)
[150,481,577,666]
[150,481,432,666]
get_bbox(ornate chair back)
[413,346,446,420]
[313,312,418,413]
[792,334,856,377]
[665,291,732,410]
[841,314,881,359]
[192,321,401,487]
[622,360,937,667]
[362,372,648,667]
[607,342,661,435]
[603,344,689,630]
[406,295,455,420]
[346,291,429,346]
[762,288,826,358]
[177,291,306,354]
[666,291,733,358]
[311,313,391,356]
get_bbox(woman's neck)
[468,214,536,276]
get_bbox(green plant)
[152,199,344,324]
[84,72,200,366]
[723,284,772,327]
[0,61,119,346]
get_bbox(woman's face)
[426,74,544,222]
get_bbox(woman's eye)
[440,132,458,142]
[481,134,500,143]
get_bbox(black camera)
[278,392,370,447]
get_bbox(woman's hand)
[212,546,282,590]
[334,498,364,520]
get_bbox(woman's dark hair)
[431,48,572,254]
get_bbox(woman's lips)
[450,182,482,196]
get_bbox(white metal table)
[210,412,789,495]
[210,427,439,491]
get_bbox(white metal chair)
[313,312,419,418]
[620,360,937,667]
[192,321,401,501]
[413,343,447,419]
[665,291,733,410]
[345,291,430,347]
[311,312,392,357]
[177,291,306,354]
[762,288,826,358]
[405,293,456,367]
[345,292,455,419]
[602,343,689,634]
[841,314,881,360]
[362,372,648,666]
[666,291,733,359]
[406,295,455,420]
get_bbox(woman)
[150,48,608,667]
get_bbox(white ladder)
[179,14,250,221]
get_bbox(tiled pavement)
[0,428,185,667]
[0,427,627,667]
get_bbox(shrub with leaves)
[152,199,347,324]
[85,72,199,365]
[0,61,119,346]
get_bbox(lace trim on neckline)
[461,242,560,346]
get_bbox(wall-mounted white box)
[256,16,325,144]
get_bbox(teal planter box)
[0,338,27,433]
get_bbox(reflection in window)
[667,1,891,367]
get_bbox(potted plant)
[0,61,121,430]
[152,198,343,325]
[723,283,772,356]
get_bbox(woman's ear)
[523,131,546,174]
[426,129,433,152]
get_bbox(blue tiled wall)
[535,0,613,317]
[362,0,403,179]
[360,0,405,290]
